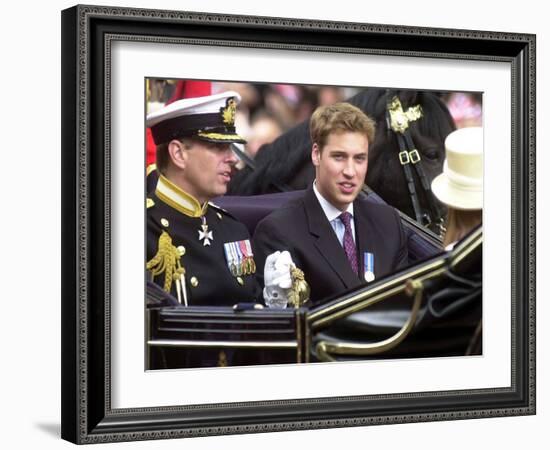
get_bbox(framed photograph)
[143,77,484,371]
[61,4,535,444]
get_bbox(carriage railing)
[314,279,424,362]
[306,226,482,362]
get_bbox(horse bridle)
[385,94,446,237]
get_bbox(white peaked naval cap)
[146,91,246,145]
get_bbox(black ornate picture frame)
[61,4,536,444]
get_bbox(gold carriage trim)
[315,278,425,361]
[146,231,186,294]
[197,131,245,141]
[388,96,423,134]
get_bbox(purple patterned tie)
[339,212,358,275]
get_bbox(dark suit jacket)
[252,187,408,305]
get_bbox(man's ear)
[311,143,320,167]
[167,140,187,170]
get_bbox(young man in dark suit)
[253,102,408,305]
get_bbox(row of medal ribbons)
[224,240,256,277]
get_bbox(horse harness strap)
[395,132,424,224]
[386,95,445,234]
[398,131,445,228]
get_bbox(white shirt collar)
[312,180,354,222]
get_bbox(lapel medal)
[237,239,256,275]
[224,242,238,276]
[237,240,247,274]
[224,241,243,276]
[364,252,375,282]
[198,216,213,246]
[244,239,256,274]
[225,240,255,277]
[233,242,243,276]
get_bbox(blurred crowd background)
[145,79,482,167]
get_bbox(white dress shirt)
[312,181,356,246]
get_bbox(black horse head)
[360,89,456,225]
[228,88,456,226]
[228,118,314,195]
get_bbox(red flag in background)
[146,80,212,167]
[166,80,211,105]
[145,128,157,168]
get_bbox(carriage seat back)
[214,190,441,264]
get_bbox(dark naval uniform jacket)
[147,175,259,306]
[252,187,409,305]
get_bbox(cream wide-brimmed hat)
[431,126,483,210]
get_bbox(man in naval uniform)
[146,91,260,307]
[253,102,409,305]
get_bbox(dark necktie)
[339,212,358,275]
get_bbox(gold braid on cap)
[388,96,423,134]
[146,231,185,293]
[220,98,237,126]
[196,132,242,141]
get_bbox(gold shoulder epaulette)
[146,231,185,293]
[146,163,157,177]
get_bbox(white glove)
[263,250,294,308]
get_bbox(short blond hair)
[310,102,376,150]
